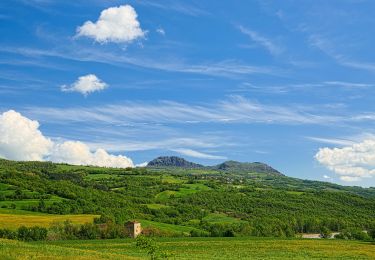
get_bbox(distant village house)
[126,221,142,238]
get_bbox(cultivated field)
[1,237,374,259]
[0,209,98,229]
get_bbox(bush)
[0,228,17,239]
[78,223,100,239]
[320,227,332,239]
[136,235,170,259]
[334,228,371,241]
[17,226,47,241]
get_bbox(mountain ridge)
[147,156,283,176]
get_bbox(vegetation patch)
[203,213,245,224]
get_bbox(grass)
[0,239,138,260]
[0,195,63,209]
[21,237,375,259]
[140,219,204,235]
[0,211,99,229]
[155,183,211,201]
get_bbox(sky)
[1,0,375,187]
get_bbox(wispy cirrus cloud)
[171,148,226,160]
[0,46,281,78]
[238,25,283,56]
[19,95,368,127]
[309,34,375,73]
[306,136,355,146]
[85,136,226,152]
[135,0,209,16]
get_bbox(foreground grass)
[0,239,139,260]
[10,237,371,259]
[0,211,98,229]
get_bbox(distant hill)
[147,156,283,176]
[147,156,203,168]
[212,161,283,176]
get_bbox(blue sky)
[1,0,375,187]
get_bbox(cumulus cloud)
[315,139,375,182]
[76,5,146,44]
[50,141,133,168]
[0,110,53,161]
[61,74,108,96]
[0,110,134,168]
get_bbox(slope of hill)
[0,158,374,239]
[147,156,203,168]
[212,160,283,176]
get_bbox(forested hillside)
[0,158,374,239]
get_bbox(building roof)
[126,220,140,224]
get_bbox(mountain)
[212,161,283,176]
[147,156,203,168]
[147,156,283,176]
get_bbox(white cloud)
[0,110,134,168]
[156,28,165,35]
[50,141,133,168]
[238,26,282,56]
[171,148,226,160]
[340,176,361,182]
[76,5,146,44]
[323,175,331,179]
[315,139,375,182]
[0,110,53,161]
[136,162,148,167]
[61,74,108,96]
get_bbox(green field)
[1,237,374,259]
[155,183,211,201]
[140,219,205,235]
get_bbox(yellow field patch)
[0,213,99,229]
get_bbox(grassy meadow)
[1,237,374,259]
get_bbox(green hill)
[0,158,374,238]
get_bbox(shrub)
[0,228,17,239]
[77,223,100,239]
[17,226,47,241]
[136,235,170,259]
[335,228,371,241]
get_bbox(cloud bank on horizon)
[0,110,134,168]
[316,140,375,182]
